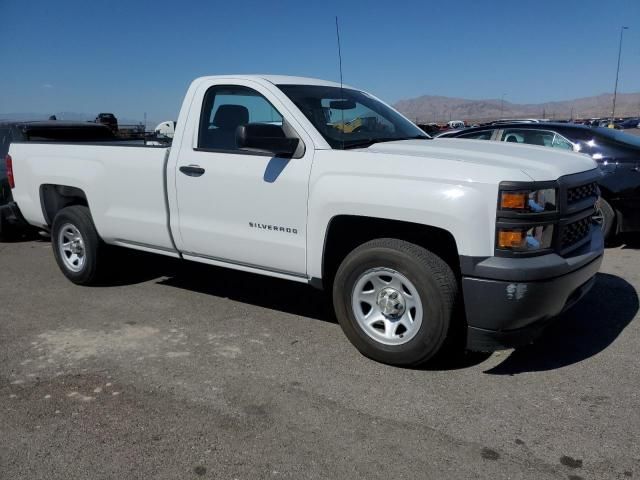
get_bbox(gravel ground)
[0,237,639,479]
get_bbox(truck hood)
[362,138,597,181]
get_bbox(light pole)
[610,26,629,127]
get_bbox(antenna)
[335,16,345,149]
[335,16,344,90]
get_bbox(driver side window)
[198,85,283,151]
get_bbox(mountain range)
[3,91,640,127]
[393,92,640,124]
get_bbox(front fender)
[306,170,499,280]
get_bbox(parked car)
[0,121,115,240]
[95,113,118,133]
[486,119,544,125]
[616,118,640,129]
[7,75,602,366]
[439,122,640,241]
[447,120,465,129]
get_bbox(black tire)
[596,197,616,243]
[51,205,106,285]
[332,238,458,367]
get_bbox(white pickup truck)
[5,75,604,366]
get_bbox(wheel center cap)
[376,287,406,318]
[71,241,83,254]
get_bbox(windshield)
[278,85,429,149]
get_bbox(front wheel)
[51,205,107,285]
[332,238,458,367]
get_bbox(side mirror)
[236,123,299,158]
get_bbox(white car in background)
[447,120,465,129]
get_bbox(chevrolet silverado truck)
[6,75,604,366]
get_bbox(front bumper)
[461,225,604,351]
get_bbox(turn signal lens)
[499,188,557,212]
[497,225,554,252]
[498,230,525,248]
[500,191,528,210]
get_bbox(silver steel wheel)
[58,223,86,273]
[351,267,423,346]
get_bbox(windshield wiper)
[342,135,429,150]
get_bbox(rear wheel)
[51,205,106,285]
[332,238,458,367]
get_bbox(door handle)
[179,165,205,177]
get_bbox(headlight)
[497,224,554,252]
[499,188,557,213]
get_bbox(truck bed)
[10,142,176,253]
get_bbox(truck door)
[172,82,313,277]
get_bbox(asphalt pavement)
[1,237,639,479]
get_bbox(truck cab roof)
[192,74,351,89]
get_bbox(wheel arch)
[319,215,460,290]
[40,184,89,227]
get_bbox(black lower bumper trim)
[462,227,603,352]
[466,274,597,351]
[463,254,602,332]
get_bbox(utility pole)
[610,26,629,127]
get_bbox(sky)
[0,0,639,122]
